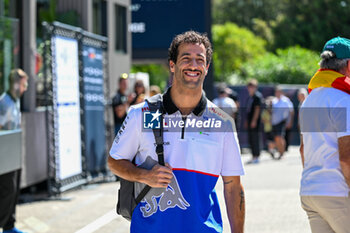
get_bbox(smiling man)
[108,31,245,233]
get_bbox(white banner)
[53,36,82,180]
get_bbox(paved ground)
[9,146,310,233]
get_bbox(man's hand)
[108,157,173,188]
[144,163,173,188]
[250,121,257,129]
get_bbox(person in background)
[149,85,161,97]
[0,69,28,233]
[261,96,276,159]
[271,87,293,160]
[283,92,294,153]
[299,36,350,233]
[246,79,264,164]
[297,88,308,107]
[226,87,240,131]
[213,84,237,120]
[130,80,146,106]
[132,93,145,105]
[112,73,130,135]
[297,88,308,132]
[227,87,239,108]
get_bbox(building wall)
[56,0,132,99]
[107,0,131,99]
[22,0,37,112]
[50,0,132,139]
[20,111,48,188]
[16,0,131,188]
[56,0,93,32]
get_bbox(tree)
[212,0,350,52]
[37,0,80,37]
[252,18,274,50]
[212,22,266,83]
[131,64,169,91]
[213,0,287,29]
[240,46,320,84]
[272,0,350,51]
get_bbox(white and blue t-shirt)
[110,88,245,233]
[0,92,21,130]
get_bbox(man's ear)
[169,60,175,73]
[344,60,350,77]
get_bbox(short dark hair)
[9,69,27,87]
[168,31,212,65]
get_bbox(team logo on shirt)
[137,157,190,218]
[143,110,161,129]
[140,174,190,218]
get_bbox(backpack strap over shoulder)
[135,94,165,204]
[145,94,165,166]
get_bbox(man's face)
[247,85,256,96]
[169,43,209,90]
[119,79,128,93]
[298,93,306,103]
[18,77,28,97]
[275,89,282,98]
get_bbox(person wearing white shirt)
[299,37,350,233]
[108,31,245,233]
[213,86,237,120]
[0,69,28,233]
[271,87,293,159]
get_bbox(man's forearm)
[107,156,173,188]
[107,157,148,183]
[287,111,294,128]
[338,136,350,188]
[223,178,245,233]
[252,106,260,124]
